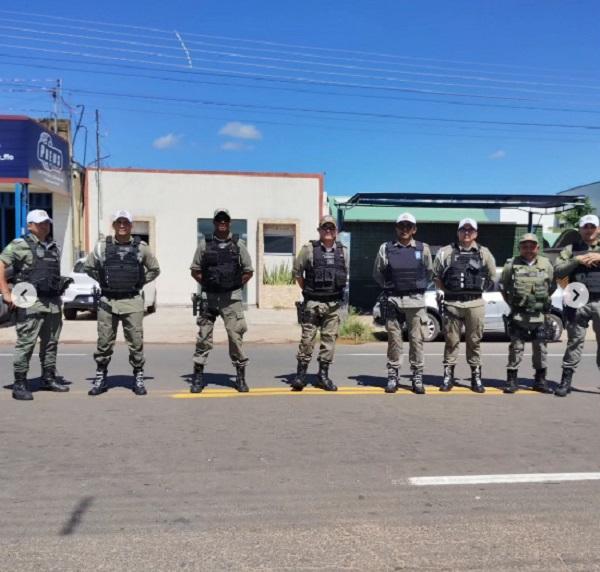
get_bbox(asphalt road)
[1,340,600,571]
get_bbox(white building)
[85,168,324,306]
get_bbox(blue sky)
[1,1,599,196]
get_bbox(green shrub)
[263,262,295,285]
[338,306,374,343]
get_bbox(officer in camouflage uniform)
[372,213,433,394]
[84,210,160,396]
[290,215,348,392]
[190,208,254,393]
[554,214,600,397]
[434,218,496,393]
[0,210,70,400]
[500,233,555,394]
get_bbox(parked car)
[62,258,157,320]
[373,280,564,342]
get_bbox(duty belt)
[385,289,425,297]
[444,293,482,302]
[101,291,139,300]
[589,293,600,302]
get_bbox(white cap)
[458,217,478,230]
[26,209,52,224]
[112,209,133,223]
[579,214,599,228]
[396,212,416,225]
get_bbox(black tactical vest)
[16,236,62,297]
[571,241,600,294]
[100,236,144,296]
[383,241,428,295]
[303,241,347,302]
[442,244,486,295]
[200,234,243,293]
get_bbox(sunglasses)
[459,227,476,233]
[320,225,336,231]
[214,218,230,223]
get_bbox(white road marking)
[407,472,600,486]
[0,353,88,357]
[344,353,595,357]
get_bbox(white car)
[373,282,564,342]
[62,258,157,320]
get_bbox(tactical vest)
[384,241,428,295]
[442,244,486,295]
[303,241,347,302]
[200,234,243,293]
[100,236,144,297]
[508,260,550,314]
[571,241,600,294]
[15,236,62,297]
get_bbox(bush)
[263,262,295,285]
[338,306,374,343]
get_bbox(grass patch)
[263,262,295,285]
[338,306,374,344]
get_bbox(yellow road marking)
[171,386,540,399]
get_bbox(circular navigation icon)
[563,282,589,309]
[11,282,38,309]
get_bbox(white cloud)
[221,141,254,152]
[488,149,506,160]
[219,121,262,140]
[152,133,181,149]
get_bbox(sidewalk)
[0,306,301,345]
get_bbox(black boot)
[40,368,69,392]
[533,368,552,394]
[554,368,574,397]
[236,365,249,393]
[291,361,308,391]
[316,362,337,391]
[133,369,147,396]
[504,369,518,394]
[190,365,205,393]
[12,372,33,401]
[471,365,485,393]
[439,365,454,392]
[412,370,426,394]
[88,367,108,396]
[385,367,398,393]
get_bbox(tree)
[558,196,595,229]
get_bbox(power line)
[61,86,600,130]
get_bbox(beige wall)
[86,170,322,305]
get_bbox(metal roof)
[341,192,587,211]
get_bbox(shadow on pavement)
[60,496,94,536]
[179,372,237,389]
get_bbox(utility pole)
[51,78,61,133]
[95,109,103,240]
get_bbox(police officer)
[290,215,348,392]
[84,210,160,396]
[500,233,555,394]
[0,210,70,400]
[373,213,433,394]
[554,214,600,397]
[190,209,254,393]
[434,218,496,393]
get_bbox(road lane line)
[407,472,600,486]
[170,386,539,399]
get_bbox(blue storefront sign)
[0,116,70,195]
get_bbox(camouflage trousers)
[507,324,547,371]
[386,302,428,371]
[94,305,145,369]
[562,300,600,370]
[193,299,248,367]
[296,300,342,365]
[14,309,62,374]
[443,303,485,367]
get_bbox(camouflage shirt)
[84,236,160,315]
[0,233,62,314]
